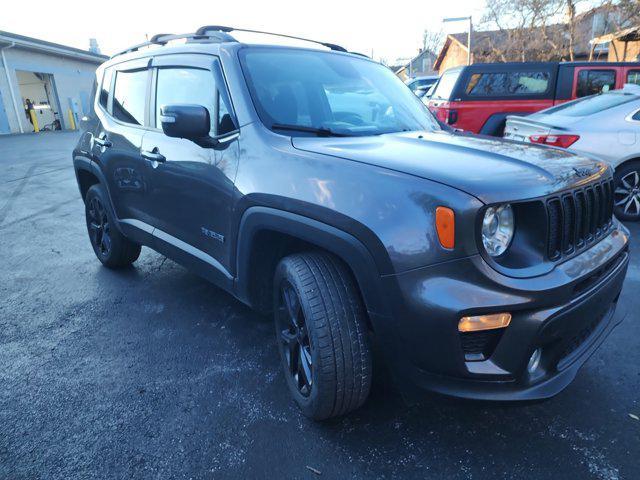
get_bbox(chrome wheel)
[277,282,313,397]
[614,170,640,217]
[87,197,111,257]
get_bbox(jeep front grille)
[545,178,614,261]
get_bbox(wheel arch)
[234,207,391,324]
[613,156,640,173]
[73,156,103,202]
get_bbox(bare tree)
[422,29,444,55]
[480,0,566,62]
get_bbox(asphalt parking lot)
[1,131,639,479]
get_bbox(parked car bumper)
[372,224,630,402]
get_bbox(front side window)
[112,69,148,125]
[627,70,640,86]
[576,69,615,97]
[155,68,217,134]
[99,67,113,110]
[465,71,550,97]
[239,48,438,136]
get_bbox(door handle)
[141,148,166,163]
[94,136,112,148]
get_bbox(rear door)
[624,68,640,86]
[141,54,240,277]
[92,58,154,242]
[572,67,617,98]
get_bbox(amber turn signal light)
[458,313,512,333]
[435,206,455,249]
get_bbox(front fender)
[234,206,391,318]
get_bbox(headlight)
[482,204,514,257]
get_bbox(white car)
[504,84,640,220]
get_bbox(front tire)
[614,161,640,222]
[85,184,141,268]
[274,252,372,420]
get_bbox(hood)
[292,130,608,204]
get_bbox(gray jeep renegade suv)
[73,26,630,420]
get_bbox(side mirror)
[159,104,210,140]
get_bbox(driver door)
[141,54,240,279]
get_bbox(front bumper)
[372,224,629,402]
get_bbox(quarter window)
[576,70,615,97]
[627,70,640,86]
[155,68,217,134]
[99,67,113,111]
[216,91,236,135]
[465,71,550,96]
[112,70,148,125]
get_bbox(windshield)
[431,70,460,100]
[540,92,638,117]
[239,47,439,136]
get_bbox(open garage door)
[16,70,62,132]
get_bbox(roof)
[394,48,437,75]
[592,25,640,45]
[0,30,108,63]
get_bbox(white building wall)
[0,46,103,134]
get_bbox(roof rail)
[195,25,347,52]
[111,31,237,58]
[111,26,348,59]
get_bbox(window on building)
[465,71,550,97]
[627,70,640,86]
[576,69,616,97]
[155,68,217,134]
[112,69,148,125]
[99,67,113,111]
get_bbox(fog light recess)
[528,348,542,373]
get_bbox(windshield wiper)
[271,123,351,137]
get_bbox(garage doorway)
[16,70,62,132]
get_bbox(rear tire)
[614,161,640,222]
[273,252,372,420]
[85,184,141,268]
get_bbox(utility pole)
[443,16,473,65]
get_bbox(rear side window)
[576,70,615,97]
[155,68,217,134]
[99,67,113,110]
[627,70,640,86]
[432,70,460,100]
[465,71,550,97]
[112,69,148,125]
[632,110,640,121]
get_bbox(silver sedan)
[504,85,640,220]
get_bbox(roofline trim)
[0,31,108,63]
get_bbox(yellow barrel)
[29,109,39,132]
[68,109,76,130]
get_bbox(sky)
[1,0,487,63]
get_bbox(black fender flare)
[234,206,391,319]
[72,156,128,236]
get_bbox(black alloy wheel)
[276,281,313,397]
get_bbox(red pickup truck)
[427,61,640,136]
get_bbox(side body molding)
[234,207,391,319]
